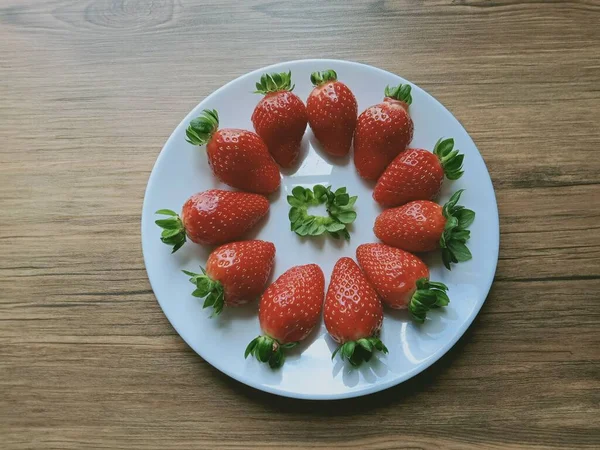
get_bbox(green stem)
[155,209,186,253]
[287,185,357,240]
[182,268,225,317]
[433,137,465,180]
[331,337,388,367]
[408,278,450,323]
[186,109,219,146]
[310,69,338,86]
[254,71,294,94]
[244,335,298,369]
[384,84,412,105]
[440,190,475,270]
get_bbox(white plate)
[141,59,499,400]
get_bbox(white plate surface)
[141,59,499,400]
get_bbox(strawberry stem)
[186,109,219,146]
[310,69,338,87]
[384,84,413,105]
[331,337,388,367]
[433,137,465,180]
[287,185,357,240]
[244,335,298,369]
[182,268,225,317]
[440,190,475,270]
[254,71,294,95]
[409,278,450,323]
[155,209,186,253]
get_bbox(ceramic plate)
[141,59,499,400]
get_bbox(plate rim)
[141,58,500,400]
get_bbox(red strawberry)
[373,138,465,207]
[251,71,308,168]
[353,84,414,180]
[245,264,325,368]
[186,109,280,194]
[374,190,475,269]
[324,257,387,366]
[356,244,450,323]
[155,189,269,252]
[307,70,357,157]
[183,240,275,316]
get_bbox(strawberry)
[374,190,475,269]
[155,189,269,252]
[251,71,308,168]
[324,258,387,366]
[353,84,414,180]
[245,264,325,368]
[182,240,275,316]
[356,244,450,323]
[306,70,357,157]
[186,109,280,194]
[373,138,465,207]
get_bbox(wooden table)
[1,1,599,449]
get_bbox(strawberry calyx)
[331,337,388,367]
[182,267,225,317]
[244,335,298,369]
[155,209,186,253]
[310,69,338,87]
[254,71,294,95]
[440,190,475,270]
[433,137,465,180]
[409,278,450,323]
[384,83,413,105]
[287,185,358,240]
[186,109,219,146]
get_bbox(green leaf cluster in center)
[287,185,357,240]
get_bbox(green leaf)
[287,196,303,207]
[335,193,349,206]
[171,240,185,253]
[186,109,219,146]
[457,209,475,229]
[448,241,472,261]
[313,184,327,199]
[336,210,357,224]
[343,342,355,359]
[315,223,327,235]
[357,338,373,352]
[326,222,345,232]
[155,209,177,216]
[155,218,180,229]
[244,338,258,359]
[288,207,301,223]
[292,186,306,200]
[345,196,358,208]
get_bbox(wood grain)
[1,0,599,448]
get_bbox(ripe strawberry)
[356,244,450,323]
[307,69,357,157]
[183,240,275,316]
[353,84,414,180]
[155,189,269,252]
[251,71,308,168]
[186,109,280,194]
[373,138,465,207]
[374,190,475,269]
[324,258,387,366]
[245,264,325,368]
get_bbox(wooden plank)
[1,0,599,448]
